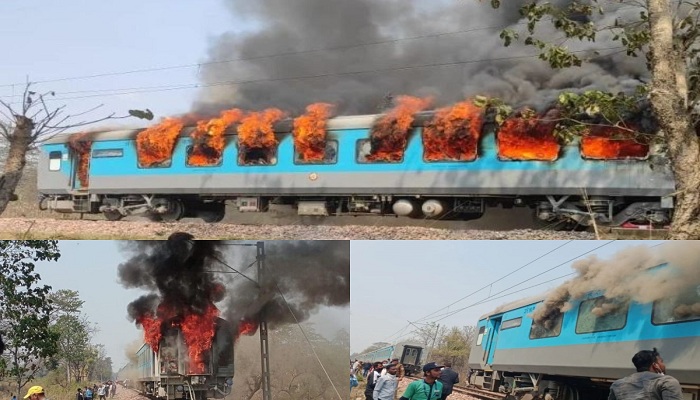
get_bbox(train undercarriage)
[471,369,699,400]
[39,193,672,229]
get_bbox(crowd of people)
[76,381,117,400]
[351,358,459,400]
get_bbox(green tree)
[0,240,61,394]
[432,326,477,370]
[485,0,700,239]
[48,290,85,321]
[52,314,94,383]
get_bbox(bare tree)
[0,82,149,216]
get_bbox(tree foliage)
[431,326,477,370]
[0,241,61,393]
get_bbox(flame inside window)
[496,113,560,161]
[136,118,184,168]
[237,109,285,166]
[423,101,483,162]
[580,125,649,160]
[188,109,243,167]
[366,95,432,162]
[293,103,334,163]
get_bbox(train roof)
[478,292,550,321]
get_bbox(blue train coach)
[468,264,700,400]
[37,112,674,226]
[356,341,424,376]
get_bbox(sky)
[0,0,250,129]
[33,240,349,369]
[349,240,666,354]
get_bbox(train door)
[401,346,421,366]
[484,316,502,366]
[69,145,90,191]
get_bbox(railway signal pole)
[257,242,272,400]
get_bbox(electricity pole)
[257,242,272,400]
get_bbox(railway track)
[405,376,506,400]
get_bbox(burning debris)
[423,100,484,162]
[118,233,226,374]
[496,108,561,161]
[530,242,700,327]
[136,118,185,167]
[189,109,245,166]
[237,108,286,165]
[366,96,432,162]
[580,125,649,160]
[67,132,92,188]
[293,103,335,163]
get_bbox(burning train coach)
[37,97,674,228]
[133,317,234,400]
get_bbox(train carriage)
[356,341,424,376]
[38,113,675,227]
[130,317,234,400]
[468,264,700,400]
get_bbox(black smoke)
[118,232,226,322]
[223,241,350,333]
[195,0,648,115]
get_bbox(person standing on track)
[608,348,684,400]
[374,364,399,400]
[399,362,444,400]
[438,362,459,400]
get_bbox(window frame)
[476,326,486,346]
[651,285,700,326]
[237,143,279,167]
[92,148,124,158]
[500,317,522,330]
[355,138,404,164]
[575,296,629,334]
[529,313,564,340]
[293,140,339,165]
[421,134,479,163]
[48,151,62,171]
[137,158,173,169]
[185,145,224,168]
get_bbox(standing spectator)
[399,362,444,400]
[76,389,83,400]
[97,385,106,400]
[353,359,362,375]
[365,362,384,400]
[438,363,460,400]
[374,364,399,400]
[608,348,684,400]
[110,382,117,398]
[363,361,372,378]
[84,387,93,400]
[22,387,46,400]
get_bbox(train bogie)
[37,114,675,226]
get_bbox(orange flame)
[137,313,163,353]
[188,109,244,166]
[67,132,92,187]
[237,108,286,165]
[293,103,335,162]
[581,125,649,159]
[423,100,483,162]
[181,304,219,375]
[367,96,433,162]
[136,118,185,167]
[497,109,560,161]
[236,319,259,340]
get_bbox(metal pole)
[425,324,440,362]
[257,242,272,400]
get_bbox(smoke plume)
[195,0,648,115]
[531,242,700,325]
[221,241,350,334]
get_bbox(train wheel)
[160,199,185,222]
[103,210,124,221]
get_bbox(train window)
[476,326,486,346]
[92,148,123,158]
[529,314,563,339]
[421,134,478,163]
[238,144,278,166]
[652,284,700,325]
[294,140,339,164]
[576,296,629,334]
[501,317,522,330]
[185,146,223,167]
[356,139,404,164]
[49,151,62,171]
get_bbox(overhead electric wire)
[10,45,623,105]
